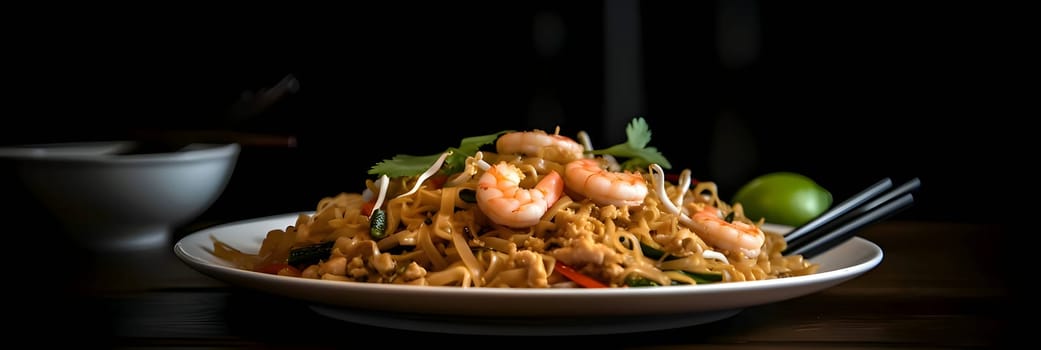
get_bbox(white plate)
[174,213,883,336]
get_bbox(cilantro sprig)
[368,131,509,178]
[368,117,669,177]
[588,117,672,170]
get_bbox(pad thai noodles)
[212,118,819,288]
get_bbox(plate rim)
[174,212,883,317]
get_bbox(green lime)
[731,172,832,227]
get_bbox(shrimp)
[476,161,564,228]
[496,129,585,164]
[563,158,648,207]
[689,206,766,258]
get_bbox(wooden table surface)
[18,220,1015,349]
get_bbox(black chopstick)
[783,177,921,258]
[785,192,914,259]
[783,177,894,242]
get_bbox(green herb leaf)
[626,116,653,149]
[368,154,444,178]
[368,130,509,178]
[441,131,508,174]
[589,117,672,170]
[457,132,504,155]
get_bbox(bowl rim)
[0,141,240,164]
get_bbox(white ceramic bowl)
[0,141,240,251]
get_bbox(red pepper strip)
[665,173,698,187]
[428,174,448,189]
[361,199,377,217]
[554,261,608,288]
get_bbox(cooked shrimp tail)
[689,206,766,258]
[564,158,648,207]
[476,161,564,228]
[497,129,585,164]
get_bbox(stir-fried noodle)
[213,121,818,288]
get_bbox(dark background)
[4,1,1018,226]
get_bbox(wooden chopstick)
[129,129,298,148]
[783,177,921,259]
